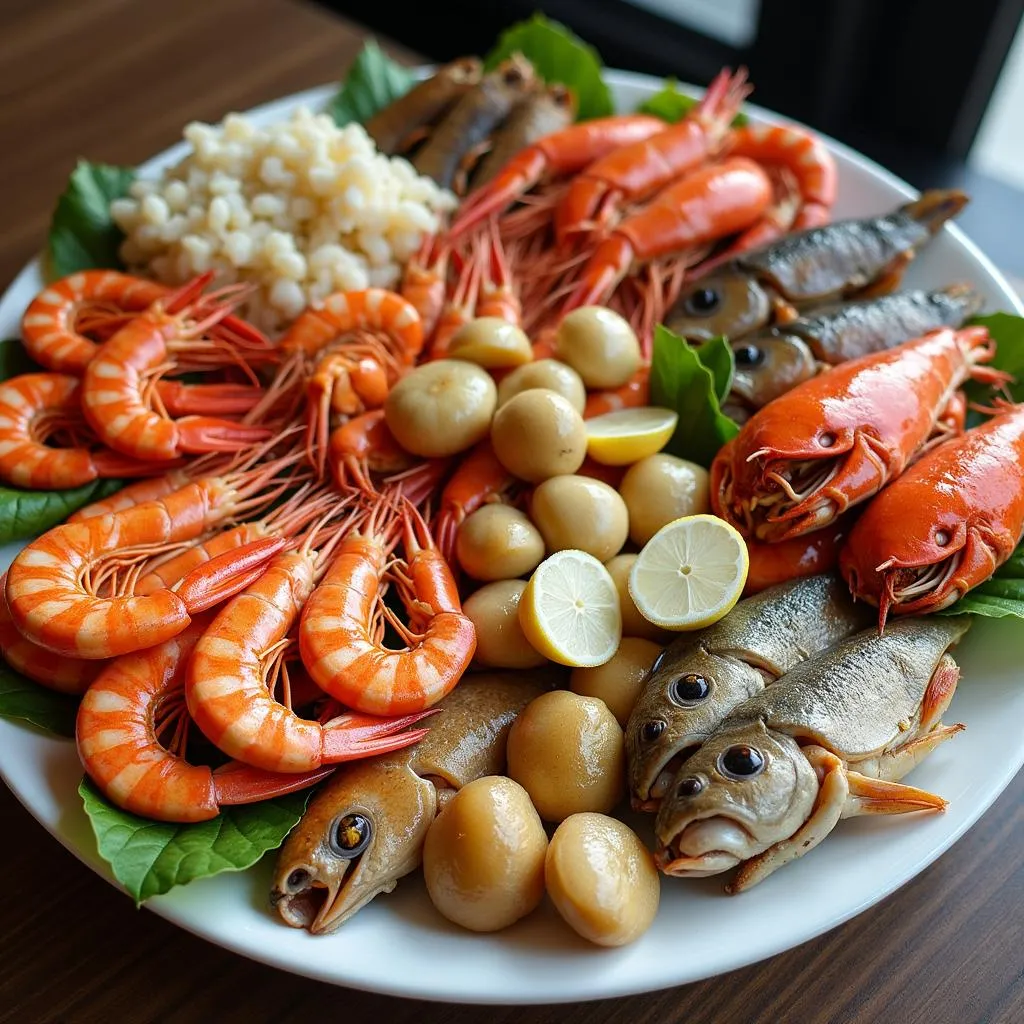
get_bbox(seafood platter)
[0,16,1022,1004]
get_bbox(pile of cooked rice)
[110,106,456,334]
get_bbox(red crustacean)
[710,326,1006,543]
[840,402,1024,626]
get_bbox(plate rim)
[0,68,1022,1005]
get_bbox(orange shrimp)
[77,619,338,822]
[186,527,435,774]
[727,122,837,230]
[447,114,668,240]
[4,456,297,659]
[80,275,275,462]
[427,249,483,359]
[474,223,521,324]
[583,367,651,418]
[20,271,170,374]
[554,69,750,245]
[432,439,517,561]
[299,501,476,716]
[327,410,417,493]
[0,572,103,694]
[400,236,449,340]
[562,157,774,316]
[0,373,182,489]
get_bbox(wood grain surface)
[0,2,1021,1022]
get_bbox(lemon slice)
[585,406,679,465]
[628,514,748,631]
[519,550,622,667]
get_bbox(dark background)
[317,0,1024,277]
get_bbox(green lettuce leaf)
[649,326,740,468]
[79,778,311,903]
[0,478,124,545]
[0,663,78,737]
[46,161,135,281]
[484,13,613,121]
[636,77,747,126]
[0,339,41,382]
[941,544,1024,619]
[330,39,416,127]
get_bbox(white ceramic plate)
[1,70,1022,1006]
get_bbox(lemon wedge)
[584,406,679,465]
[628,514,748,631]
[519,550,622,667]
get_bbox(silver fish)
[654,616,971,892]
[270,670,550,933]
[626,573,870,811]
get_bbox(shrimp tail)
[173,536,289,612]
[211,760,338,805]
[321,708,440,761]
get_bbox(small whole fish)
[270,670,550,933]
[665,190,969,342]
[412,54,537,191]
[654,616,970,892]
[729,284,984,411]
[625,574,870,811]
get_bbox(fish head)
[653,720,818,877]
[730,331,819,411]
[665,268,773,342]
[271,758,436,934]
[626,643,770,811]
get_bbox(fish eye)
[669,673,711,705]
[676,776,705,798]
[640,719,667,742]
[718,745,766,780]
[329,813,372,858]
[935,529,951,546]
[733,344,765,367]
[683,286,722,316]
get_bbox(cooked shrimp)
[186,522,435,773]
[583,367,651,418]
[0,373,175,489]
[400,237,449,341]
[327,410,416,493]
[5,455,297,659]
[21,271,170,374]
[299,501,476,716]
[80,274,275,462]
[76,619,337,822]
[0,572,103,694]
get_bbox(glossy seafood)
[841,403,1024,624]
[471,82,576,189]
[626,573,869,810]
[730,284,984,411]
[712,326,1003,542]
[365,57,483,155]
[665,190,968,341]
[271,671,548,933]
[655,616,970,890]
[412,56,536,192]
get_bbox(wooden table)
[0,2,1021,1021]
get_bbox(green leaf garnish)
[46,161,135,281]
[484,13,613,121]
[0,662,78,737]
[649,325,740,468]
[0,478,124,545]
[970,311,1024,402]
[0,339,42,382]
[79,778,311,904]
[330,39,417,127]
[636,77,747,126]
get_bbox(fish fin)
[727,745,847,893]
[920,655,962,731]
[842,771,948,817]
[901,189,969,236]
[869,723,965,782]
